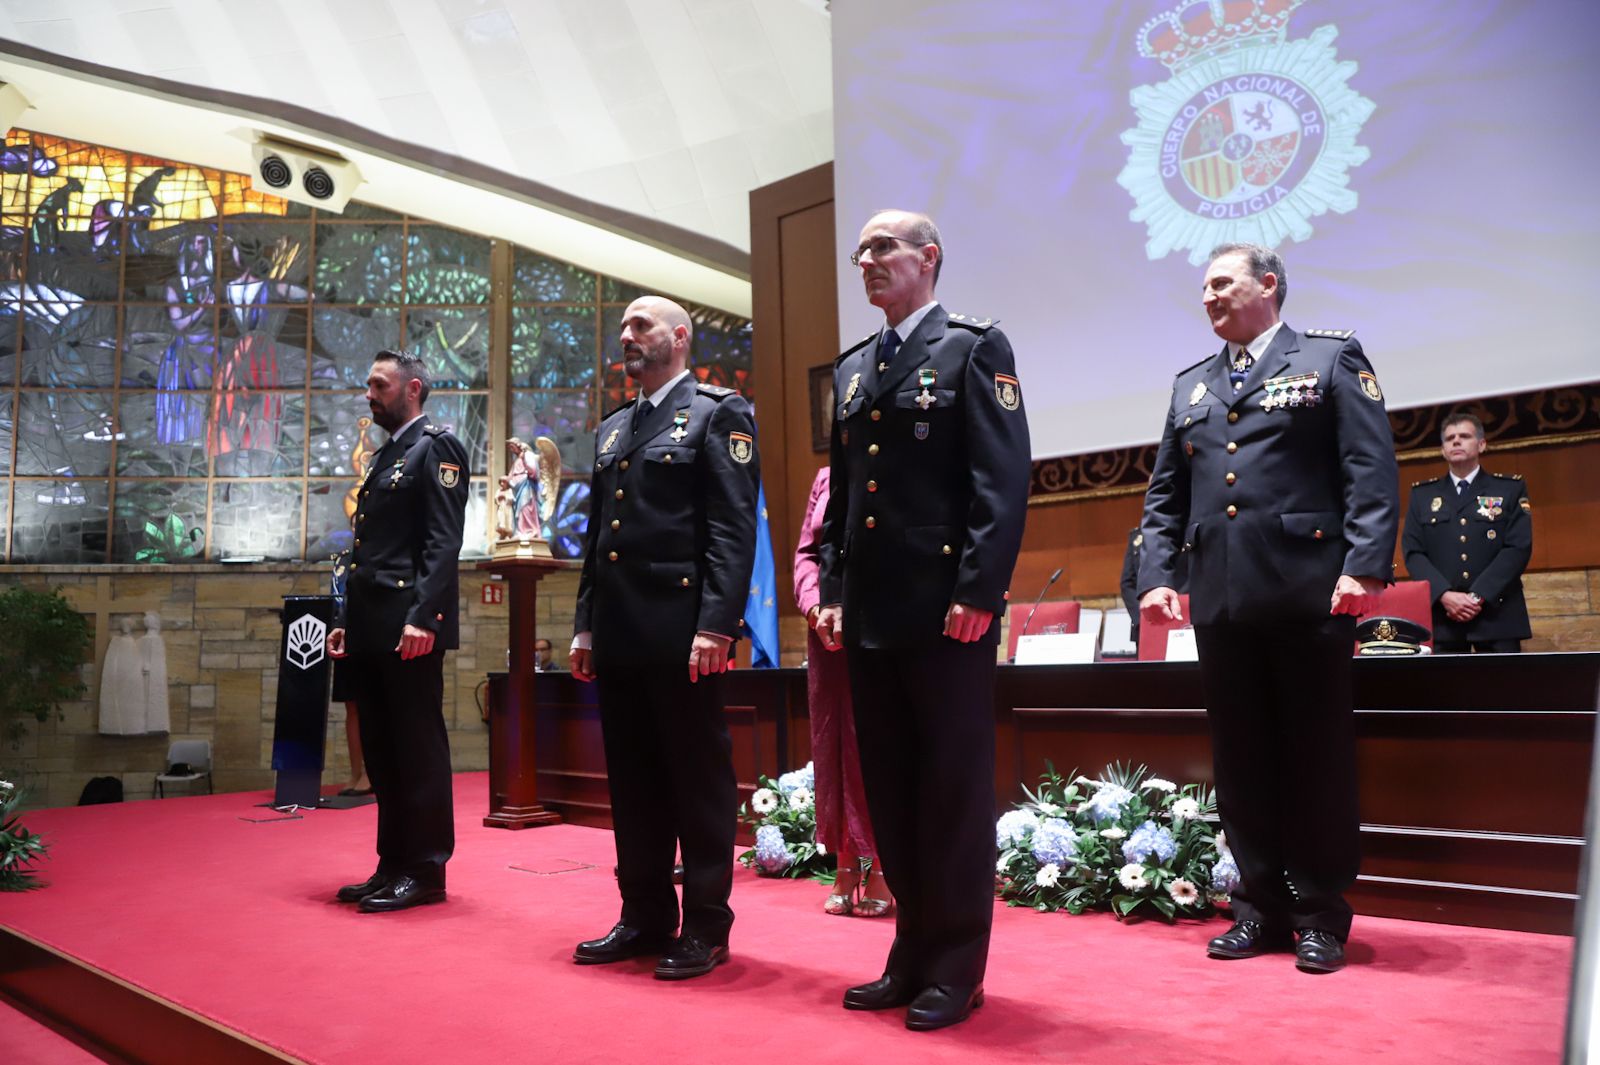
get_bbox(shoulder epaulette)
[1412,475,1443,488]
[836,332,876,363]
[602,397,637,421]
[422,424,447,436]
[947,312,997,331]
[1303,328,1356,340]
[696,382,735,399]
[1486,471,1524,482]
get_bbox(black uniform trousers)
[848,640,996,990]
[1434,638,1521,654]
[1194,615,1359,940]
[349,648,454,887]
[596,666,736,942]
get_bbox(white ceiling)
[0,0,836,310]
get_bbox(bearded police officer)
[570,296,760,980]
[1138,243,1399,974]
[328,349,470,913]
[1402,413,1532,653]
[814,210,1031,1031]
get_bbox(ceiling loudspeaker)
[0,83,33,134]
[249,136,362,213]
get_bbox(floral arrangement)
[736,762,833,880]
[995,762,1238,922]
[1,777,49,891]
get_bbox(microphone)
[1018,567,1064,648]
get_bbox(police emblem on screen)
[1117,0,1374,264]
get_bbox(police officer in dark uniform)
[328,349,470,913]
[1121,524,1189,650]
[1138,244,1399,974]
[1402,413,1532,653]
[815,210,1030,1031]
[569,296,760,981]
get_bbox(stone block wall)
[2,564,583,811]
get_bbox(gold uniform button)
[1226,441,1238,454]
[681,577,690,587]
[1227,411,1239,423]
[357,513,365,522]
[1226,504,1238,517]
[663,453,673,463]
[354,538,361,547]
[396,580,405,588]
[610,519,620,530]
[1225,472,1236,485]
[1462,570,1470,579]
[870,409,881,421]
[608,551,619,561]
[1183,416,1192,427]
[1459,517,1467,525]
[868,443,880,456]
[867,480,877,492]
[350,563,358,571]
[942,545,952,556]
[865,516,877,529]
[1461,553,1469,561]
[615,489,625,500]
[620,460,629,470]
[1459,535,1467,543]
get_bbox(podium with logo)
[270,595,335,809]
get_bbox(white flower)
[1118,863,1148,891]
[1215,830,1230,855]
[1170,796,1200,822]
[1036,802,1063,817]
[996,855,1009,873]
[751,788,778,814]
[816,842,827,856]
[1168,878,1200,905]
[1073,775,1095,786]
[788,787,814,810]
[1100,827,1127,840]
[0,779,12,791]
[1035,863,1061,888]
[1143,777,1177,792]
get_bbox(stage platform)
[0,773,1573,1064]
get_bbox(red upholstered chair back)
[1355,580,1434,653]
[1137,594,1193,661]
[1007,600,1082,661]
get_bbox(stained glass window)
[0,129,751,563]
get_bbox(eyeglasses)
[849,234,922,266]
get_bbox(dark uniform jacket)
[574,375,761,668]
[818,305,1032,648]
[1138,325,1400,626]
[338,417,471,656]
[1402,471,1532,642]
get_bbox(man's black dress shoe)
[842,974,917,1011]
[1295,929,1346,973]
[653,934,728,980]
[905,984,984,1031]
[335,872,389,903]
[356,875,446,913]
[1206,920,1292,959]
[573,923,676,965]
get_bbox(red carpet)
[0,774,1570,1064]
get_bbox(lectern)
[476,555,572,828]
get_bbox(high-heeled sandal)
[854,867,894,918]
[824,869,861,916]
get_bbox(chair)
[1137,593,1192,660]
[1006,600,1082,661]
[154,739,213,798]
[1354,580,1434,654]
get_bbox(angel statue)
[494,435,562,556]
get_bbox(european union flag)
[745,481,780,668]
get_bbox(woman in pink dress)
[794,466,893,917]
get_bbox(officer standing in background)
[569,296,760,981]
[1402,414,1532,653]
[1138,243,1399,974]
[814,209,1031,1031]
[328,349,470,913]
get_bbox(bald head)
[619,295,694,394]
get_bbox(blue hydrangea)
[1030,818,1079,866]
[996,809,1039,848]
[1085,783,1133,823]
[1210,851,1240,893]
[1121,820,1178,865]
[754,824,792,873]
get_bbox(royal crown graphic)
[1118,0,1373,263]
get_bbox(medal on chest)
[914,368,939,410]
[669,409,691,442]
[1476,496,1503,520]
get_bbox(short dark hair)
[1207,242,1287,310]
[534,638,551,649]
[1441,412,1485,441]
[374,349,431,405]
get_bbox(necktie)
[632,399,653,433]
[1456,479,1467,497]
[1228,347,1253,392]
[878,328,901,371]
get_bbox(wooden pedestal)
[477,554,572,829]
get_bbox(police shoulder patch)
[1303,327,1356,340]
[1357,370,1383,402]
[438,462,460,488]
[728,431,754,464]
[1519,496,1532,513]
